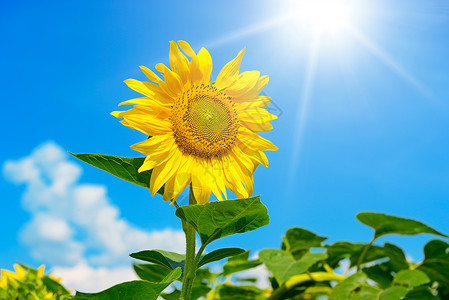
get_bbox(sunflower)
[112,41,277,204]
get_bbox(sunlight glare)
[291,0,352,35]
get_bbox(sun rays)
[167,0,432,190]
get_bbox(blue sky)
[1,0,449,291]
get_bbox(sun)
[289,0,353,35]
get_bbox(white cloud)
[3,141,185,292]
[234,264,272,289]
[52,260,139,293]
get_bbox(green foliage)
[207,284,269,300]
[203,213,448,300]
[175,196,270,246]
[221,251,262,276]
[73,267,181,300]
[282,227,327,252]
[392,269,430,288]
[418,239,449,298]
[198,248,246,268]
[259,249,327,284]
[326,241,386,268]
[133,263,170,282]
[130,250,186,271]
[330,272,368,300]
[70,154,163,194]
[356,212,447,239]
[71,153,449,300]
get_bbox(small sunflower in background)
[112,41,277,204]
[0,264,70,299]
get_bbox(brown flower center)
[171,84,238,159]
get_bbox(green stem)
[356,236,376,271]
[180,187,197,300]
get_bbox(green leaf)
[228,250,251,262]
[193,268,217,286]
[383,243,409,271]
[130,250,185,271]
[212,284,266,300]
[326,242,387,268]
[160,289,180,300]
[161,286,210,300]
[362,263,393,289]
[74,267,181,300]
[152,270,214,300]
[133,264,171,282]
[356,212,447,239]
[330,272,367,300]
[191,286,212,300]
[377,286,409,300]
[175,196,269,246]
[221,251,262,276]
[198,248,245,268]
[222,260,262,276]
[282,227,327,253]
[418,239,449,287]
[70,153,163,195]
[259,249,327,284]
[235,277,258,283]
[423,239,449,258]
[405,286,440,300]
[42,276,71,295]
[392,269,430,288]
[351,286,381,300]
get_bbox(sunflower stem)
[180,186,197,300]
[356,236,376,271]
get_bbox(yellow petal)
[237,141,269,167]
[238,108,278,123]
[191,162,213,204]
[178,40,196,57]
[140,66,163,84]
[114,108,172,136]
[215,48,245,90]
[150,148,183,196]
[223,71,260,98]
[140,81,174,104]
[14,265,26,278]
[132,104,171,119]
[196,47,213,84]
[211,159,227,201]
[222,155,249,198]
[189,54,202,84]
[37,265,45,278]
[169,41,191,85]
[236,96,271,109]
[131,134,174,155]
[135,137,176,172]
[232,145,258,173]
[230,152,256,195]
[124,79,155,98]
[118,97,154,107]
[155,63,183,97]
[240,120,273,132]
[165,156,194,201]
[238,127,278,151]
[232,75,269,103]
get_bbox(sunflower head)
[0,264,69,299]
[112,41,277,204]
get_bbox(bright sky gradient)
[1,0,449,292]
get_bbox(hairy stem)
[180,187,197,300]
